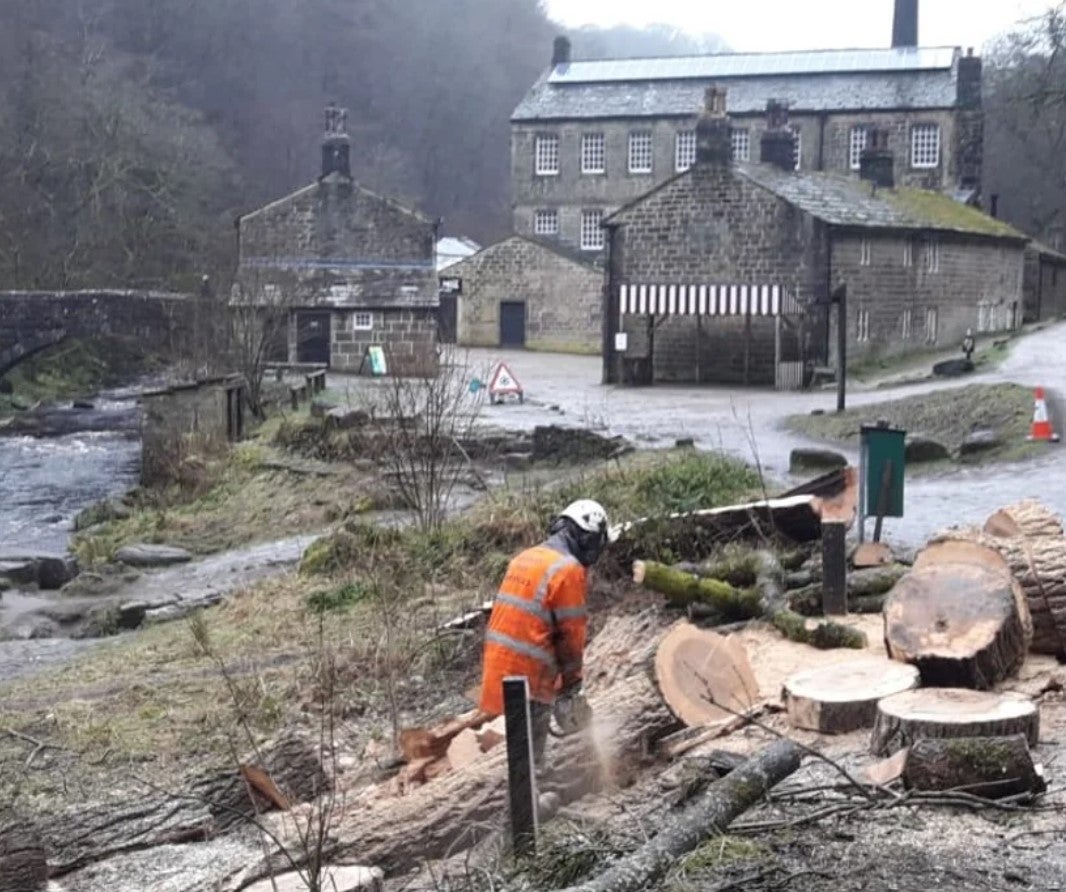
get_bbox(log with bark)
[984,500,1065,540]
[902,734,1045,799]
[870,688,1039,757]
[555,740,802,892]
[883,540,1030,688]
[635,554,867,650]
[782,658,919,733]
[787,563,909,616]
[28,734,327,877]
[0,823,47,892]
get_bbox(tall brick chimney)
[321,103,351,180]
[892,0,918,48]
[552,36,571,67]
[760,100,796,172]
[957,47,982,109]
[858,129,894,190]
[696,85,731,166]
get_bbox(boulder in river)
[789,447,848,474]
[905,434,951,464]
[959,429,1001,457]
[114,543,193,567]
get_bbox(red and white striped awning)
[620,283,784,317]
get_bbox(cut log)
[870,688,1039,757]
[902,734,1045,799]
[984,500,1064,540]
[555,740,802,892]
[33,734,327,877]
[445,728,483,771]
[476,716,506,753]
[788,563,908,615]
[852,542,894,568]
[399,710,489,762]
[864,749,909,787]
[634,561,760,619]
[655,623,761,726]
[0,823,47,892]
[883,541,1029,688]
[782,658,919,733]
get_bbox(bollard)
[502,676,538,856]
[821,521,848,616]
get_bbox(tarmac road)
[453,321,1066,548]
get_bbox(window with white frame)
[581,133,605,174]
[925,307,939,344]
[731,128,750,162]
[856,308,870,342]
[580,209,604,251]
[533,209,558,236]
[353,311,373,331]
[860,238,872,266]
[903,239,914,267]
[628,131,653,173]
[790,125,802,170]
[534,134,559,175]
[849,127,869,170]
[910,123,941,168]
[925,237,940,273]
[675,130,697,172]
[901,308,913,339]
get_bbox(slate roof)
[513,47,961,121]
[607,164,1027,242]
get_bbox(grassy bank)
[1,449,761,808]
[0,336,163,414]
[788,383,1041,466]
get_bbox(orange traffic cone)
[1027,387,1060,442]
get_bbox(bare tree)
[367,347,485,532]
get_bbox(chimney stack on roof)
[695,85,732,166]
[892,0,918,48]
[858,128,895,190]
[552,36,571,68]
[760,100,796,172]
[321,102,351,180]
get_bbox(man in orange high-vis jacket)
[479,499,613,764]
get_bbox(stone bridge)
[0,290,209,376]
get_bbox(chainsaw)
[549,690,593,737]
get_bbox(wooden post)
[873,460,894,543]
[503,676,538,857]
[822,521,848,616]
[743,307,752,385]
[774,315,782,390]
[835,284,847,413]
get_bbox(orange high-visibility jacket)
[479,542,588,716]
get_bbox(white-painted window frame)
[675,130,697,171]
[731,128,750,163]
[849,126,869,170]
[353,311,373,331]
[581,133,605,175]
[911,123,941,169]
[580,209,604,251]
[533,209,558,235]
[628,131,653,174]
[534,134,559,176]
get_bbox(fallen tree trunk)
[635,555,866,650]
[984,500,1064,540]
[787,563,908,615]
[0,823,47,892]
[884,541,1029,688]
[870,688,1039,757]
[789,591,886,616]
[903,734,1044,799]
[34,735,327,877]
[243,613,682,880]
[556,740,802,892]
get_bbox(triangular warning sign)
[488,361,523,397]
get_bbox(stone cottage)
[603,89,1028,387]
[235,105,439,374]
[444,236,602,354]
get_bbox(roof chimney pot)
[892,0,918,48]
[695,85,732,166]
[552,36,571,68]
[321,103,351,180]
[760,100,796,172]
[858,128,895,190]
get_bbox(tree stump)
[870,688,1039,757]
[883,541,1029,688]
[655,622,761,726]
[902,734,1044,799]
[782,658,919,733]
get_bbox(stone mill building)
[235,105,439,374]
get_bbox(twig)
[3,727,65,768]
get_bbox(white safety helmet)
[558,500,616,542]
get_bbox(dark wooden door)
[438,295,458,344]
[295,311,331,365]
[499,301,526,348]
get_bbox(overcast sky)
[543,0,1055,54]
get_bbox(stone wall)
[513,107,966,252]
[327,308,439,376]
[0,290,206,360]
[609,163,821,384]
[448,237,602,353]
[830,232,1025,360]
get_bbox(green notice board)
[860,424,905,518]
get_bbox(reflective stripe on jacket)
[479,542,588,715]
